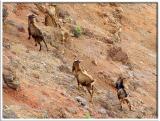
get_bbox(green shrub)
[84,112,91,119]
[73,25,82,38]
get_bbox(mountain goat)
[28,14,48,51]
[72,60,95,102]
[115,75,132,111]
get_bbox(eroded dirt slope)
[3,3,157,118]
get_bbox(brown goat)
[116,75,132,111]
[28,14,48,51]
[72,60,95,102]
[44,4,61,28]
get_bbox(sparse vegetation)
[73,25,82,38]
[84,112,91,119]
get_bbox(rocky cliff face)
[3,3,157,118]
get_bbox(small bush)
[73,25,82,38]
[84,112,91,119]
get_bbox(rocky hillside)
[3,3,157,118]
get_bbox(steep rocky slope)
[3,3,157,118]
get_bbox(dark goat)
[116,76,132,111]
[28,14,48,51]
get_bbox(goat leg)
[38,41,42,51]
[42,39,49,51]
[77,80,80,90]
[82,86,87,94]
[28,27,31,40]
[35,40,37,46]
[28,36,31,40]
[124,98,132,111]
[86,85,93,103]
[91,85,94,99]
[119,99,123,111]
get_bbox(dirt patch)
[4,87,42,109]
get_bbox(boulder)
[3,70,20,90]
[3,105,18,118]
[75,96,88,107]
[3,6,9,23]
[108,46,128,64]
